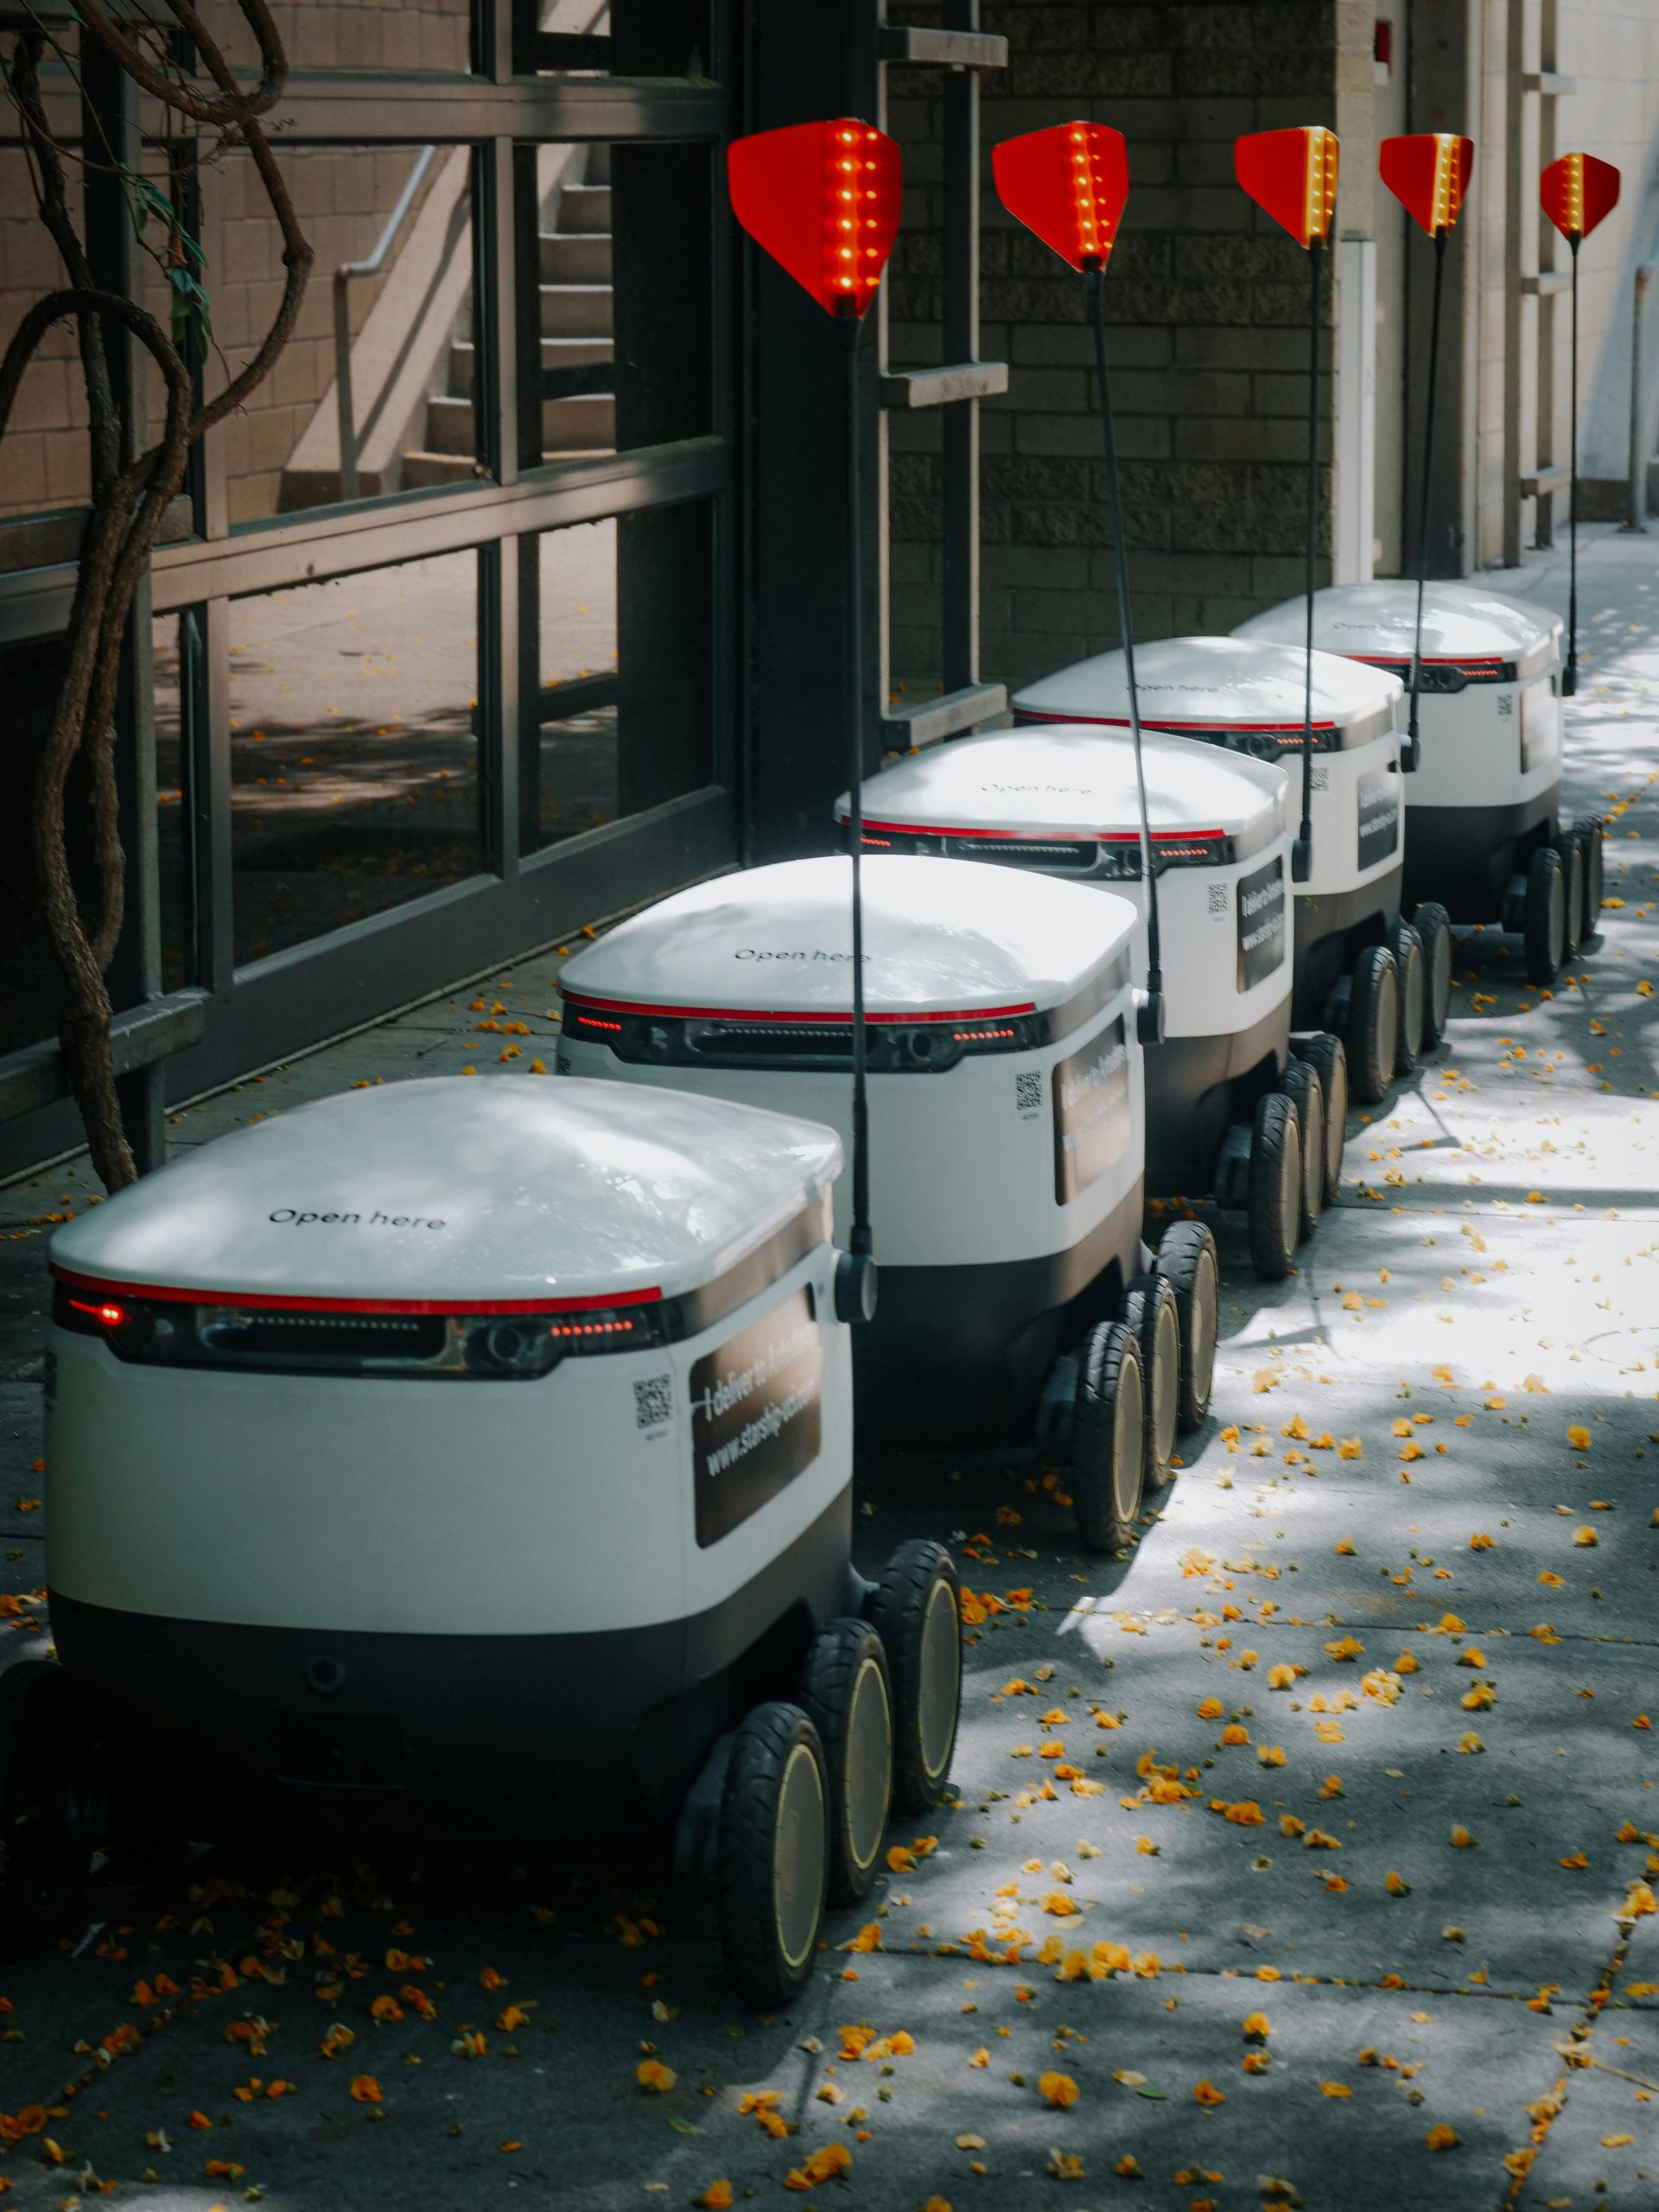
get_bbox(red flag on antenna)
[727,120,901,318]
[991,121,1129,271]
[1380,133,1475,236]
[1541,152,1620,242]
[1234,127,1340,248]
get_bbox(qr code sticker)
[633,1375,673,1429]
[1015,1069,1043,1117]
[1497,692,1514,719]
[1207,881,1229,916]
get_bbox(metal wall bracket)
[880,362,1007,409]
[1521,462,1571,498]
[881,680,1007,752]
[876,26,1007,68]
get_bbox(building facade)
[2,0,1655,1179]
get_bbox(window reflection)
[522,503,713,855]
[156,612,195,994]
[217,143,480,524]
[516,139,710,471]
[230,550,482,967]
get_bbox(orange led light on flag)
[1379,132,1474,237]
[1541,152,1620,242]
[726,119,902,318]
[1234,126,1339,248]
[991,121,1129,272]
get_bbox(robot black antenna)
[1405,227,1448,755]
[1296,231,1324,874]
[840,295,876,1306]
[1085,258,1163,1045]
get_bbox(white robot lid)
[1012,635,1401,749]
[1231,581,1561,682]
[48,1077,841,1308]
[836,725,1287,855]
[558,855,1136,1020]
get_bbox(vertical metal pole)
[1563,233,1580,694]
[842,303,872,1261]
[1297,236,1322,866]
[81,30,164,1173]
[1087,266,1160,1022]
[940,0,980,693]
[1407,229,1450,766]
[1629,263,1650,535]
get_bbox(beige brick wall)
[1,3,467,528]
[194,0,469,77]
[213,143,447,523]
[0,151,92,517]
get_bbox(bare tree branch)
[3,1,310,1189]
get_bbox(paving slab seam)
[1497,1898,1649,2207]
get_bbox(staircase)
[402,143,617,486]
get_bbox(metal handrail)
[334,144,437,501]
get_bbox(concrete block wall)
[210,144,448,524]
[0,151,92,519]
[0,6,467,531]
[886,0,1368,690]
[195,0,469,78]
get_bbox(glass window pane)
[522,0,711,77]
[0,633,69,1054]
[194,0,472,73]
[230,550,482,967]
[516,141,711,469]
[0,146,88,521]
[156,611,197,995]
[217,145,480,524]
[523,501,713,855]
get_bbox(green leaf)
[665,2117,701,2135]
[1133,2086,1168,2100]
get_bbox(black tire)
[1071,1320,1146,1554]
[1280,1059,1325,1239]
[1388,918,1426,1071]
[1122,1272,1181,1491]
[1300,1031,1348,1205]
[1523,842,1566,986]
[1345,944,1398,1104]
[865,1542,961,1815]
[0,1662,93,1959]
[1248,1090,1302,1281]
[1412,901,1454,1046]
[1556,831,1586,959]
[716,1702,829,2010]
[798,1620,893,1908]
[1573,815,1605,942]
[1154,1219,1219,1433]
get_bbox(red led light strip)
[51,1263,662,1319]
[855,817,1224,843]
[563,992,1036,1027]
[1016,710,1334,734]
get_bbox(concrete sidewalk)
[2,528,1657,2210]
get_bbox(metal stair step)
[541,393,615,448]
[539,232,613,283]
[423,393,476,455]
[402,450,478,487]
[540,283,614,337]
[447,336,613,398]
[559,182,612,234]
